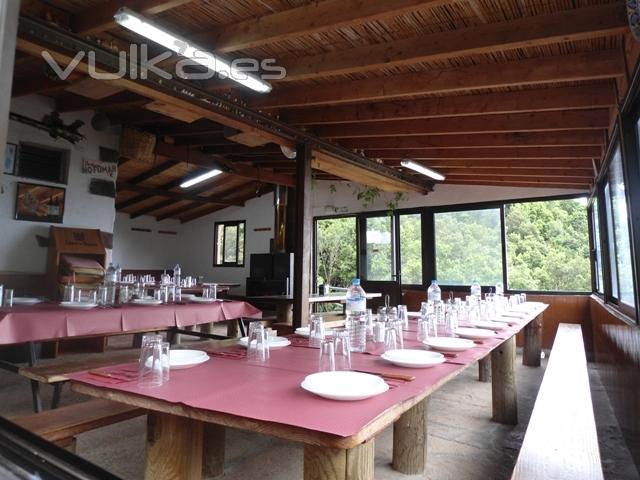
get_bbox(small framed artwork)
[15,182,65,223]
[4,143,16,174]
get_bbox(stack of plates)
[381,349,445,368]
[238,336,291,349]
[453,327,495,340]
[295,327,310,337]
[473,320,507,330]
[169,350,209,369]
[12,297,42,305]
[59,301,98,309]
[130,298,163,306]
[423,337,475,352]
[301,371,389,401]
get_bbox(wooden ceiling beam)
[434,168,593,178]
[198,0,451,54]
[173,134,235,147]
[178,185,272,223]
[281,84,615,125]
[117,181,244,207]
[444,179,590,189]
[439,174,589,185]
[152,120,225,137]
[201,145,281,156]
[390,158,594,169]
[252,50,624,109]
[12,72,82,97]
[281,4,627,81]
[361,146,602,159]
[55,91,147,113]
[314,110,610,138]
[336,131,605,149]
[124,159,181,185]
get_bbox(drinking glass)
[138,338,164,388]
[209,284,218,300]
[387,307,398,323]
[377,306,388,323]
[76,288,97,304]
[384,325,398,352]
[420,301,430,318]
[393,320,404,349]
[63,284,75,302]
[247,324,270,364]
[3,289,13,307]
[119,285,130,304]
[365,309,374,339]
[398,305,409,329]
[97,285,108,306]
[520,293,527,303]
[309,315,325,348]
[345,312,366,353]
[417,317,430,342]
[161,342,171,383]
[318,337,335,372]
[373,320,386,343]
[333,329,351,371]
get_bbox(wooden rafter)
[117,182,244,207]
[445,180,590,189]
[55,91,148,113]
[177,183,265,223]
[434,168,593,178]
[360,146,603,160]
[252,50,624,109]
[280,4,627,81]
[124,160,181,185]
[281,84,616,125]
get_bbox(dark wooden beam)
[441,174,590,185]
[12,72,82,97]
[293,142,313,329]
[434,168,594,178]
[152,120,225,137]
[445,179,590,189]
[117,182,244,207]
[115,169,206,210]
[252,50,624,109]
[173,134,232,147]
[125,160,180,185]
[360,146,603,159]
[55,91,147,113]
[177,183,263,223]
[389,158,595,169]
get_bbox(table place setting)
[380,349,445,369]
[11,297,43,305]
[59,301,99,309]
[301,371,389,401]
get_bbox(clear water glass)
[345,312,366,353]
[417,317,430,342]
[76,288,97,303]
[420,301,430,318]
[3,289,13,307]
[63,284,75,302]
[138,338,164,388]
[309,315,325,348]
[373,320,386,343]
[377,306,388,323]
[318,337,335,372]
[247,324,270,364]
[393,320,404,349]
[365,309,374,339]
[118,285,130,304]
[161,342,170,382]
[97,285,108,305]
[398,305,409,329]
[520,293,527,303]
[333,329,351,371]
[384,325,398,352]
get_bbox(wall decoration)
[15,182,65,223]
[82,158,117,177]
[89,178,116,198]
[4,143,16,174]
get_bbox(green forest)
[315,199,591,292]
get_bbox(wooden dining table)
[68,303,547,480]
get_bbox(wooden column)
[392,399,427,474]
[304,441,374,480]
[293,142,312,329]
[145,412,203,480]
[0,0,18,151]
[491,336,518,425]
[478,356,491,382]
[523,313,543,366]
[202,424,225,478]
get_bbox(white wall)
[0,95,120,273]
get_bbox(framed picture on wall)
[4,143,16,174]
[15,182,65,223]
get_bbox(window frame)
[212,220,246,267]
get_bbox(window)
[506,198,590,292]
[214,221,245,266]
[16,144,69,184]
[315,217,356,288]
[399,213,422,285]
[592,199,604,294]
[434,208,503,285]
[364,216,394,281]
[607,147,635,306]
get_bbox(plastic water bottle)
[346,278,366,314]
[105,263,117,285]
[427,280,441,302]
[471,280,482,298]
[173,264,181,287]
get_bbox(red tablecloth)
[0,301,261,345]
[67,305,547,438]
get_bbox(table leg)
[27,342,42,413]
[392,399,427,474]
[203,424,225,478]
[226,320,238,338]
[304,441,374,480]
[145,412,203,480]
[276,303,293,324]
[491,336,518,425]
[523,313,543,366]
[478,356,491,383]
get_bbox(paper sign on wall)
[82,158,117,177]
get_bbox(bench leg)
[478,357,491,382]
[491,336,518,425]
[51,383,63,409]
[203,424,225,477]
[304,441,374,480]
[392,399,427,474]
[27,342,43,413]
[523,313,543,367]
[145,412,203,480]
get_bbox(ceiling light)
[180,169,222,188]
[400,160,445,181]
[114,8,272,93]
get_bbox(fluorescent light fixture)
[400,159,446,181]
[180,169,222,188]
[114,8,272,93]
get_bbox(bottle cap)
[352,278,360,286]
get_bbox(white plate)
[407,311,422,318]
[59,301,98,309]
[301,371,389,401]
[295,327,310,337]
[381,349,445,368]
[190,297,218,303]
[238,336,291,349]
[169,350,209,369]
[473,320,508,331]
[12,297,42,305]
[180,294,197,300]
[454,327,495,340]
[423,337,475,352]
[130,298,163,306]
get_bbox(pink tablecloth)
[0,301,261,345]
[67,304,547,439]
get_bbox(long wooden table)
[69,303,547,480]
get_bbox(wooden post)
[293,142,312,329]
[0,0,18,152]
[276,303,294,324]
[145,412,203,480]
[392,399,427,474]
[491,336,518,425]
[478,357,491,382]
[225,320,238,338]
[523,313,543,366]
[304,441,374,480]
[203,424,225,478]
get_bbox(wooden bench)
[511,323,604,480]
[11,398,145,452]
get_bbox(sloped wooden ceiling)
[12,0,635,221]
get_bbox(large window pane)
[435,208,503,285]
[399,214,422,285]
[214,221,245,266]
[592,199,604,293]
[609,148,635,306]
[365,216,393,281]
[604,182,619,299]
[316,217,357,288]
[223,225,238,263]
[506,198,590,292]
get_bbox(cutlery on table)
[353,369,415,382]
